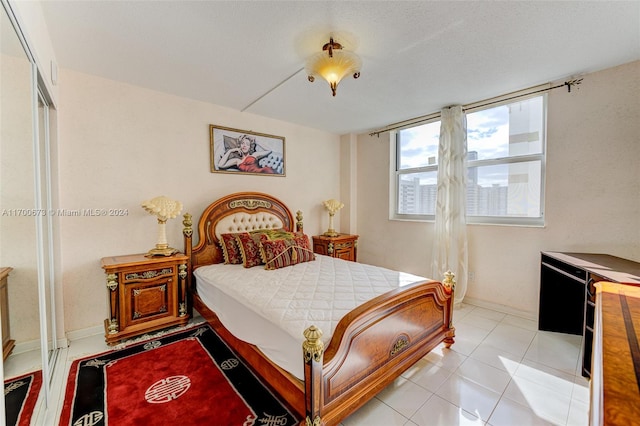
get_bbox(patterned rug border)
[60,323,300,426]
[109,319,207,350]
[4,370,42,426]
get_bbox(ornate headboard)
[182,192,302,274]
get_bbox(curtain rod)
[369,78,583,137]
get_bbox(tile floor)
[4,303,590,425]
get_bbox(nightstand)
[312,234,358,262]
[101,253,190,345]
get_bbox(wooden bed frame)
[182,192,455,426]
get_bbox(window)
[393,95,546,225]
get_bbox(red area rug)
[59,324,299,425]
[4,370,42,426]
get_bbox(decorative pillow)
[219,233,243,264]
[235,229,289,268]
[260,234,316,270]
[235,232,264,268]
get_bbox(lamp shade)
[306,38,361,96]
[141,195,183,256]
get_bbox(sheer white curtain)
[432,105,468,304]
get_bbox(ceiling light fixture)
[306,37,361,97]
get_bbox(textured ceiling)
[38,1,640,135]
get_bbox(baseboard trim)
[65,325,103,343]
[462,296,537,322]
[12,338,41,356]
[11,335,69,356]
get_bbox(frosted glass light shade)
[306,44,361,96]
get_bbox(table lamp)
[141,195,183,256]
[322,199,344,237]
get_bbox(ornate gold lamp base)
[147,244,177,257]
[323,209,340,237]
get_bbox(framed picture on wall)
[210,124,286,176]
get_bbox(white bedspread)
[194,254,428,379]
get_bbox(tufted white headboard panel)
[215,212,284,239]
[187,192,297,267]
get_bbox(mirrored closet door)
[1,0,59,417]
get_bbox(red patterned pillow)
[219,233,243,264]
[234,229,283,267]
[260,234,316,270]
[235,232,264,268]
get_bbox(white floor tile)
[503,376,572,425]
[482,324,536,357]
[4,348,41,378]
[449,322,491,356]
[514,358,576,398]
[566,399,589,426]
[452,303,476,322]
[457,311,500,331]
[466,306,507,322]
[500,314,539,332]
[423,345,468,372]
[377,376,434,418]
[402,358,453,393]
[411,394,484,426]
[468,342,522,375]
[455,357,513,394]
[65,333,109,360]
[488,397,555,426]
[435,374,502,421]
[342,397,408,426]
[524,332,581,375]
[571,376,590,405]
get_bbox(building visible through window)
[394,95,546,226]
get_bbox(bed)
[182,192,455,425]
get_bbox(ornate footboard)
[304,273,455,425]
[183,192,455,426]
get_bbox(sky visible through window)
[399,106,513,186]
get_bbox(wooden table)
[590,282,640,425]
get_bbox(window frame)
[390,94,547,226]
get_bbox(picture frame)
[210,124,286,176]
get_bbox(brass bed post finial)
[296,210,304,233]
[443,270,456,293]
[182,213,193,238]
[182,213,193,296]
[303,325,324,362]
[303,325,324,426]
[442,270,456,347]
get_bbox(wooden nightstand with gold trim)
[101,253,190,345]
[312,234,358,262]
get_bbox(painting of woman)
[217,135,275,174]
[210,125,285,176]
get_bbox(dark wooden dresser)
[539,252,640,377]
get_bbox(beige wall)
[356,60,640,319]
[57,69,341,333]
